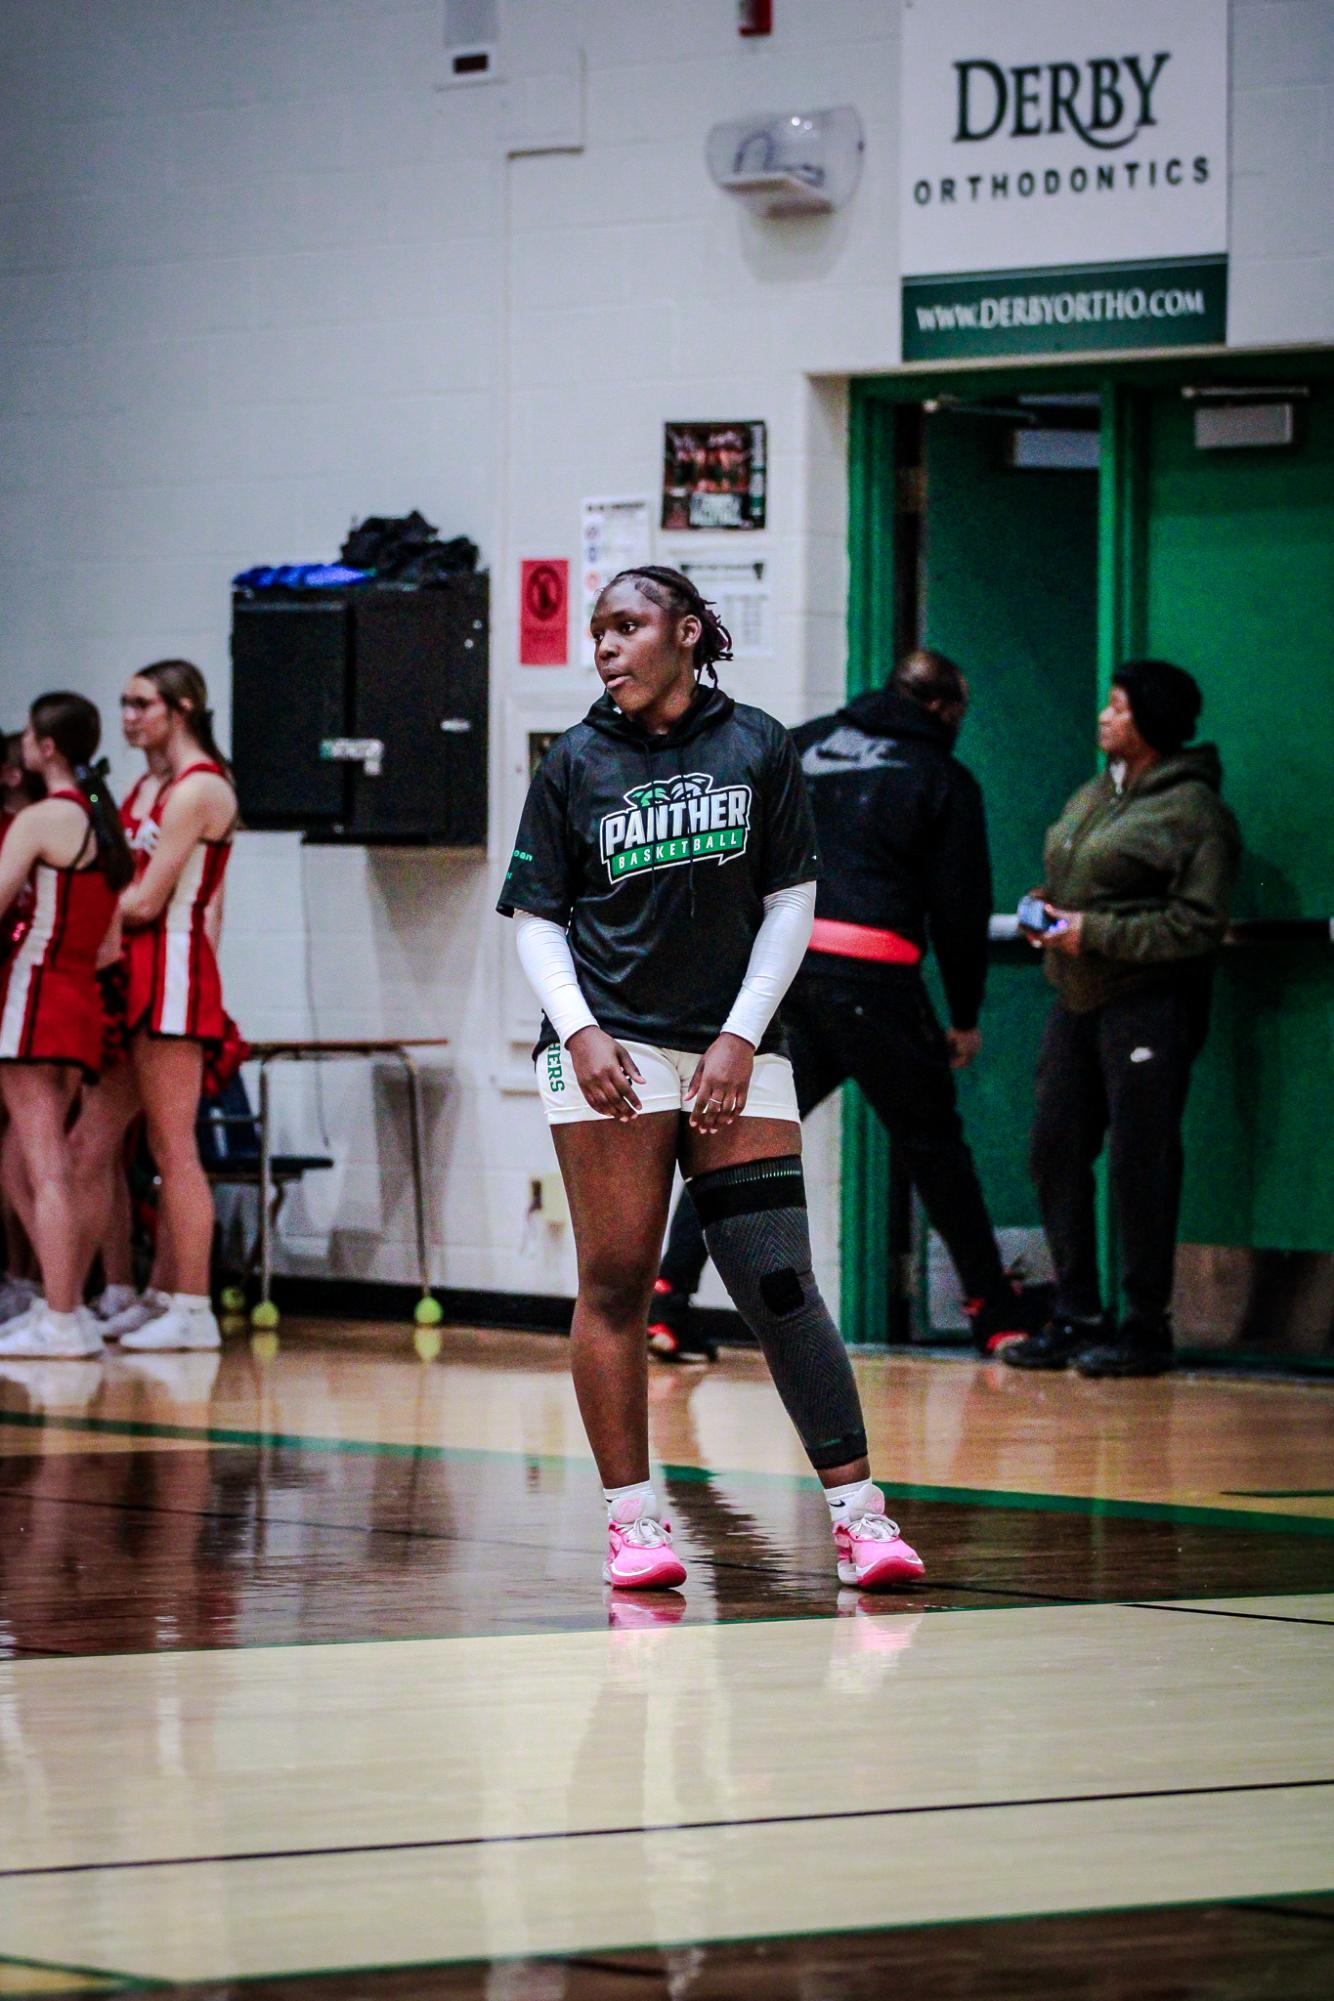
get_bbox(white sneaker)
[120,1303,222,1352]
[0,1307,104,1359]
[98,1288,170,1342]
[0,1278,38,1327]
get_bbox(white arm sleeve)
[513,910,598,1046]
[720,881,816,1049]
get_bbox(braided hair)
[607,565,734,682]
[138,659,235,784]
[29,692,134,891]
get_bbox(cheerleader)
[0,694,132,1358]
[70,709,173,1342]
[113,661,236,1353]
[0,730,45,1324]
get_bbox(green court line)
[0,1947,161,1991]
[2,1406,1334,1539]
[146,1882,1334,1988]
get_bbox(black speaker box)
[231,578,488,846]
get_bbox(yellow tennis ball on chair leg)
[250,1299,280,1330]
[414,1295,444,1327]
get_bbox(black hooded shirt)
[497,685,821,1055]
[791,685,993,1032]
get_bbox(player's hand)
[1038,908,1083,957]
[686,1033,754,1133]
[946,1027,982,1070]
[566,1026,644,1121]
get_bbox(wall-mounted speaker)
[231,578,489,848]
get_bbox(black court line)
[1129,1600,1334,1629]
[1227,1490,1334,1499]
[1239,1899,1334,1927]
[2,1777,1329,1884]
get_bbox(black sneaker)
[963,1281,1053,1356]
[646,1280,718,1365]
[1075,1318,1174,1378]
[1001,1314,1109,1372]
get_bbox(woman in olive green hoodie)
[1005,659,1240,1379]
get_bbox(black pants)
[1030,982,1210,1326]
[660,966,1008,1306]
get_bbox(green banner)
[903,254,1227,362]
[609,826,746,879]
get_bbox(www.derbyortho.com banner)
[899,0,1229,363]
[905,254,1226,362]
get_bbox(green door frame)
[839,348,1331,1345]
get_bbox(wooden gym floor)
[0,1322,1331,1997]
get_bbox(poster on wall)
[580,495,652,667]
[519,558,568,666]
[900,0,1229,363]
[661,421,767,532]
[676,552,773,659]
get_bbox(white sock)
[823,1477,881,1521]
[44,1310,82,1335]
[171,1293,212,1315]
[604,1479,656,1521]
[97,1284,137,1313]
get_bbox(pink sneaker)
[833,1487,926,1591]
[603,1495,687,1591]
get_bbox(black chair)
[197,1077,333,1289]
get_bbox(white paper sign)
[900,0,1229,360]
[580,495,652,667]
[677,551,773,661]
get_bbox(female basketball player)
[111,661,236,1353]
[0,694,132,1358]
[499,567,925,1593]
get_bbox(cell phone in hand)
[1018,894,1063,934]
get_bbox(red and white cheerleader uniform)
[0,792,118,1080]
[0,812,36,964]
[125,761,234,1043]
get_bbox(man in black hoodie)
[650,649,1039,1359]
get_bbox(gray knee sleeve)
[690,1155,867,1472]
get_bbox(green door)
[920,406,1099,1239]
[843,356,1334,1346]
[1137,377,1334,1252]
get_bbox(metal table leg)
[392,1045,439,1324]
[252,1055,278,1328]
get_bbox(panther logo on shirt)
[598,772,752,887]
[129,818,160,857]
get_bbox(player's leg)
[0,1064,100,1355]
[0,1113,39,1324]
[681,1106,925,1590]
[650,975,844,1364]
[120,1034,219,1351]
[69,1064,167,1338]
[552,1107,686,1587]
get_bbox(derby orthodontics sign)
[900,0,1228,362]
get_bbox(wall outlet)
[528,1172,569,1227]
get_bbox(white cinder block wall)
[1,0,1330,1310]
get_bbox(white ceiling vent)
[442,0,500,85]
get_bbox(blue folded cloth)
[232,564,372,590]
